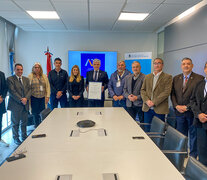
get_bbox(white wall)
[15,28,157,76]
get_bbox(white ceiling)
[0,0,202,32]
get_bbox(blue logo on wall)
[81,53,105,77]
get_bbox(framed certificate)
[88,82,102,100]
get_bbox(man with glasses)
[171,57,204,158]
[141,58,172,132]
[86,59,109,107]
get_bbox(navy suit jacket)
[0,71,8,114]
[86,70,109,100]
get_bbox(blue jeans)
[176,115,197,158]
[113,100,126,110]
[50,93,67,110]
[144,109,165,132]
[127,106,144,123]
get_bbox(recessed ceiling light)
[178,7,195,20]
[118,12,149,21]
[27,11,60,19]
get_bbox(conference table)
[0,107,185,180]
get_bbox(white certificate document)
[88,82,102,100]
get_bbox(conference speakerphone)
[77,120,95,128]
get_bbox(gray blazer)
[7,75,31,112]
[123,73,145,107]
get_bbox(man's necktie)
[19,77,25,97]
[94,71,98,81]
[183,76,188,92]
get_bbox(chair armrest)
[162,150,188,154]
[147,132,165,135]
[148,135,165,138]
[137,122,151,126]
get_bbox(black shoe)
[14,139,22,145]
[22,137,27,142]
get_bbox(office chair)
[166,106,176,128]
[184,156,207,180]
[137,116,166,148]
[40,108,52,121]
[162,126,188,172]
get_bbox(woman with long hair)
[67,65,84,107]
[28,63,50,127]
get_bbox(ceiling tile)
[0,1,21,11]
[14,1,54,11]
[124,2,160,13]
[164,0,201,4]
[90,2,124,30]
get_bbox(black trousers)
[197,127,207,166]
[127,106,144,123]
[31,96,45,127]
[0,113,2,140]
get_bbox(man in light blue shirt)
[108,61,130,109]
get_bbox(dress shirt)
[16,75,23,84]
[93,70,99,81]
[183,72,192,86]
[204,78,207,97]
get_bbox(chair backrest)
[40,108,52,121]
[150,116,166,148]
[166,106,176,128]
[163,126,188,171]
[184,157,207,180]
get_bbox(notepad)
[56,174,72,180]
[103,173,118,180]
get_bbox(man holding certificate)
[86,59,109,107]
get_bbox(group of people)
[0,56,207,167]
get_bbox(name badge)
[116,81,121,87]
[40,85,43,91]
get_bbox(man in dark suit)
[86,59,109,107]
[171,57,204,158]
[192,62,207,165]
[123,61,145,122]
[7,64,31,145]
[0,71,9,146]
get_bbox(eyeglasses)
[153,62,163,65]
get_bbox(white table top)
[0,107,185,180]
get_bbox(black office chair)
[184,157,207,180]
[161,126,188,172]
[166,106,176,128]
[147,116,166,148]
[40,108,52,121]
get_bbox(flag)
[44,47,53,76]
[9,51,15,75]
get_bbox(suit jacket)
[7,75,31,112]
[171,72,204,116]
[0,71,8,114]
[141,72,172,114]
[123,73,145,107]
[86,70,109,100]
[192,80,207,129]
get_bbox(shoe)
[22,136,27,142]
[0,139,9,147]
[14,139,22,146]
